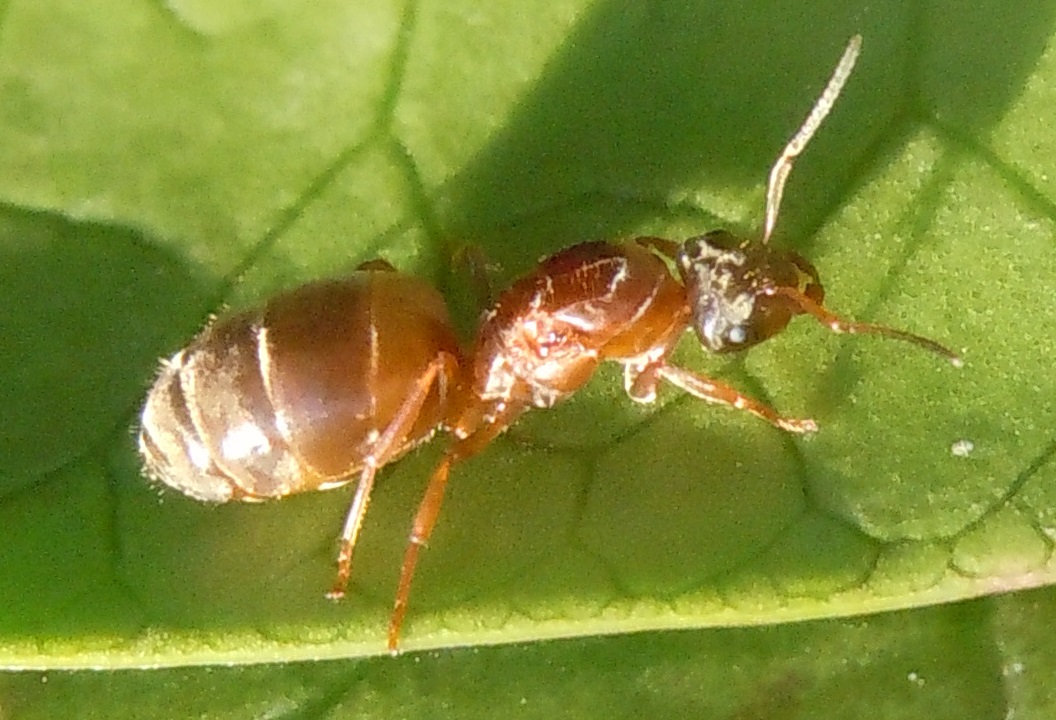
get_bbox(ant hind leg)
[326,352,459,601]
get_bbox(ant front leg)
[636,236,682,262]
[626,359,817,434]
[623,357,816,433]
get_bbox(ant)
[384,35,960,651]
[139,35,960,654]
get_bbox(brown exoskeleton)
[384,35,960,651]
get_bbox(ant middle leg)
[451,244,499,311]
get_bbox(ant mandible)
[385,35,960,651]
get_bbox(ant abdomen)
[139,269,461,505]
[140,307,307,502]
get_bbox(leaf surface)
[1,0,1054,717]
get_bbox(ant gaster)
[385,35,960,651]
[139,259,463,601]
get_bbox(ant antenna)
[763,35,862,244]
[764,285,964,367]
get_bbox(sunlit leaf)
[1,0,1054,717]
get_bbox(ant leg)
[387,402,527,653]
[623,357,663,403]
[763,285,963,367]
[763,36,862,244]
[656,363,818,433]
[326,352,460,600]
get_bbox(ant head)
[677,231,796,353]
[677,36,864,356]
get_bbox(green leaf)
[1,0,1055,717]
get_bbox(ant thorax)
[477,307,590,409]
[472,242,673,410]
